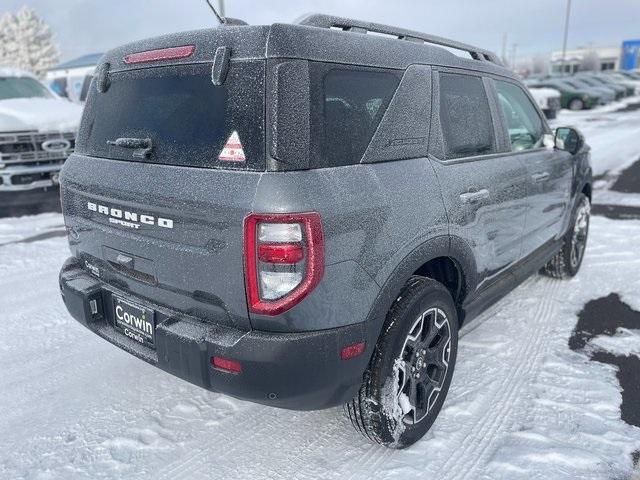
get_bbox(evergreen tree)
[0,7,60,77]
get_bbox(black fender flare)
[361,235,477,360]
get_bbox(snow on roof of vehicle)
[0,67,37,79]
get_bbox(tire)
[568,98,585,111]
[541,193,590,279]
[345,276,458,448]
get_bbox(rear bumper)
[59,258,369,410]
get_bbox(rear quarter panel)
[251,158,449,332]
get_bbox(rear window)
[77,61,265,170]
[309,65,401,168]
[438,72,495,159]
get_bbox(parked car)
[526,85,561,119]
[529,79,601,110]
[587,73,636,97]
[616,71,640,81]
[562,77,617,103]
[0,68,82,213]
[58,14,592,449]
[575,74,627,99]
[606,70,640,95]
[604,71,640,94]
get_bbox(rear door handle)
[459,189,490,204]
[532,172,550,183]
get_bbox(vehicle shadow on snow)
[570,293,640,473]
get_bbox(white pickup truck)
[0,68,82,212]
[527,86,562,119]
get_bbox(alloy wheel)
[570,199,590,269]
[393,308,451,425]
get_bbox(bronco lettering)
[87,201,174,229]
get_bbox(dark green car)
[529,79,601,110]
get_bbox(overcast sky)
[3,0,640,63]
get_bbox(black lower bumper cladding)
[59,258,368,410]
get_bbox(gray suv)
[58,14,592,448]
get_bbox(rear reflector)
[123,45,196,64]
[211,356,242,374]
[340,342,366,360]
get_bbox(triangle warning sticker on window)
[218,130,246,162]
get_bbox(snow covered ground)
[1,102,640,479]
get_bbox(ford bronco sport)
[58,14,592,448]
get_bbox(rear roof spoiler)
[296,13,503,66]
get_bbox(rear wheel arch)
[363,236,476,354]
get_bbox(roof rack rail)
[296,13,503,66]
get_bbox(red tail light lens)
[244,212,324,315]
[123,45,196,64]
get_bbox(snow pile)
[0,67,37,79]
[591,328,640,357]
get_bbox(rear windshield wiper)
[107,137,153,159]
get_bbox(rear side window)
[77,61,265,170]
[310,66,400,168]
[438,73,495,159]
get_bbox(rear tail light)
[123,45,196,64]
[244,213,324,315]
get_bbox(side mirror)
[555,127,584,155]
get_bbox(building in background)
[550,46,621,74]
[45,53,102,103]
[621,39,640,71]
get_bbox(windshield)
[577,78,600,88]
[0,77,53,100]
[587,77,608,85]
[561,80,581,89]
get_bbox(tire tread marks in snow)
[440,279,557,480]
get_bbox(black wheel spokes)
[396,308,451,425]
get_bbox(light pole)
[560,0,572,74]
[501,33,508,65]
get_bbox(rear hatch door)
[61,35,267,330]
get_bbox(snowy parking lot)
[2,100,640,480]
